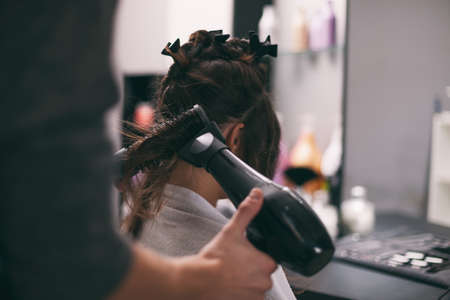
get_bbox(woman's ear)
[224,122,245,153]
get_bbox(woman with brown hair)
[120,30,296,300]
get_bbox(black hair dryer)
[178,105,334,276]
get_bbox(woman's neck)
[168,160,223,207]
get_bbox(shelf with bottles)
[259,1,345,59]
[270,0,347,221]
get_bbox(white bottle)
[321,124,342,177]
[312,190,338,240]
[258,5,277,42]
[341,186,375,235]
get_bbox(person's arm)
[109,189,277,300]
[1,3,274,299]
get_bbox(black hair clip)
[209,29,230,44]
[209,30,223,35]
[248,31,278,58]
[161,38,181,56]
[215,34,230,43]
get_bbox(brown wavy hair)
[120,30,280,237]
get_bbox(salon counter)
[285,213,450,300]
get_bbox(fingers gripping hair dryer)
[116,104,334,276]
[177,105,334,276]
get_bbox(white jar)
[341,186,375,235]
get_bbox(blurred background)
[113,0,450,234]
[110,1,450,298]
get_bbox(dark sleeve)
[0,1,132,299]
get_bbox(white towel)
[140,184,297,300]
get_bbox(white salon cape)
[140,184,297,300]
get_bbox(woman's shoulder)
[139,199,225,257]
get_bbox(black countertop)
[285,213,450,300]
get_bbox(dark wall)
[343,0,450,217]
[122,75,161,122]
[233,0,272,37]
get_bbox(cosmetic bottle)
[321,122,342,178]
[289,114,323,194]
[323,0,336,47]
[292,6,309,52]
[134,102,154,128]
[308,9,323,51]
[341,186,375,235]
[290,115,321,171]
[312,190,338,240]
[258,5,277,43]
[321,121,343,208]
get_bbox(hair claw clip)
[248,31,277,58]
[209,30,223,35]
[209,30,229,44]
[262,35,277,57]
[263,35,271,44]
[214,34,230,43]
[161,38,181,56]
[248,31,260,51]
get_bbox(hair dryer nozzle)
[177,105,228,168]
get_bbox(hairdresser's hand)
[172,188,277,300]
